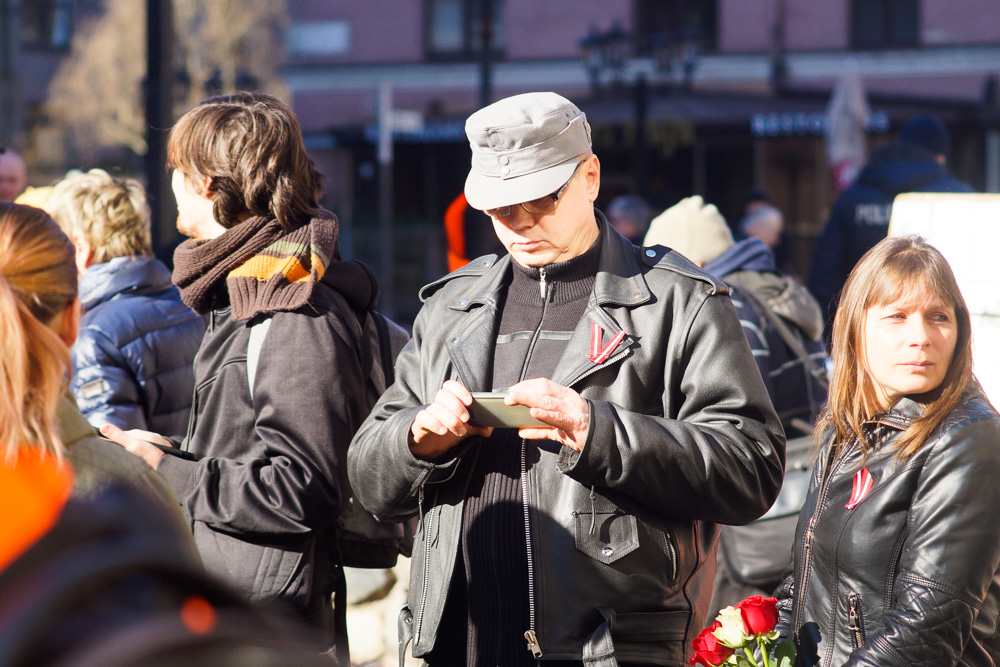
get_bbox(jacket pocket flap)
[573,510,639,564]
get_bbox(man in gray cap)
[349,92,783,666]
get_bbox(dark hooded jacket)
[808,142,973,330]
[705,238,828,433]
[71,256,205,437]
[156,233,379,632]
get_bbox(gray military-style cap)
[464,92,592,211]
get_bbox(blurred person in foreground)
[47,169,205,437]
[777,235,1000,666]
[809,114,973,339]
[0,148,28,202]
[0,437,334,666]
[645,195,828,618]
[101,92,381,662]
[349,92,784,666]
[604,193,653,244]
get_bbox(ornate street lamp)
[580,25,606,94]
[580,21,631,95]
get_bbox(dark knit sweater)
[430,238,601,667]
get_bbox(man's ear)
[54,297,81,347]
[73,236,94,275]
[583,154,601,203]
[198,175,215,198]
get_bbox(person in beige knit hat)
[643,195,733,266]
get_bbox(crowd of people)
[0,90,997,667]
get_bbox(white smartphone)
[468,392,547,428]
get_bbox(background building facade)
[4,0,999,319]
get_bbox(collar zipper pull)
[524,630,542,658]
[538,267,548,300]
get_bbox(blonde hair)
[47,169,152,263]
[818,235,973,461]
[0,203,78,460]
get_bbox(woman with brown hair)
[776,234,1000,666]
[0,202,188,514]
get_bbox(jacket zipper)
[521,438,542,659]
[414,484,434,646]
[519,268,549,660]
[847,593,865,649]
[793,441,854,635]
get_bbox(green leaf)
[773,638,797,667]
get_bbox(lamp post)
[579,24,649,197]
[145,0,174,257]
[580,26,606,94]
[651,26,699,92]
[602,21,628,89]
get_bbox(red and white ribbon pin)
[845,467,875,510]
[589,322,628,364]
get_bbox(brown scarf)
[172,213,338,321]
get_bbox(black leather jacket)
[776,391,1000,666]
[349,216,784,666]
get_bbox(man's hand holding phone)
[410,380,494,460]
[507,378,590,452]
[410,378,591,460]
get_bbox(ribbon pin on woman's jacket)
[845,467,875,510]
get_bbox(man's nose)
[505,205,535,231]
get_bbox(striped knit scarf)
[172,213,337,321]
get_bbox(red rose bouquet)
[690,596,796,667]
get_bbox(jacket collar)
[446,210,650,313]
[870,396,924,430]
[79,256,173,312]
[444,211,644,391]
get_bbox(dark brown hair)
[0,203,77,459]
[167,92,324,231]
[818,234,973,461]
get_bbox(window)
[426,0,505,60]
[22,0,73,50]
[851,0,919,49]
[634,0,717,55]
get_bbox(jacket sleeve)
[157,307,368,536]
[558,290,786,525]
[70,327,148,431]
[846,416,1000,667]
[348,302,465,521]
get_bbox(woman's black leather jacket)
[776,391,1000,666]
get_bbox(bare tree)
[38,0,288,164]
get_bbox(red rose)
[689,621,735,666]
[736,595,779,636]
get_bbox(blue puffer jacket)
[808,142,973,332]
[71,256,205,437]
